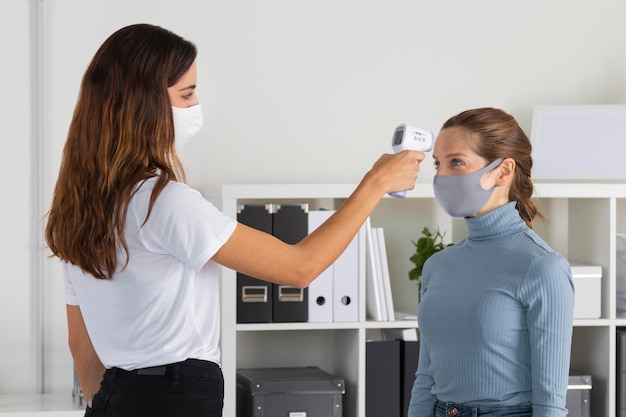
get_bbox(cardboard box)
[566,373,591,417]
[236,367,344,417]
[571,264,602,319]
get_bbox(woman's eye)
[433,161,440,169]
[450,159,463,167]
[182,93,193,100]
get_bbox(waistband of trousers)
[111,358,220,377]
[434,399,532,416]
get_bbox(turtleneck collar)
[465,201,527,241]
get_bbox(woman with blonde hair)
[408,107,574,417]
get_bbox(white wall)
[0,0,36,393]
[2,0,625,394]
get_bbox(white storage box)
[571,264,602,319]
[566,373,592,417]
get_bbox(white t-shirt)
[64,178,237,370]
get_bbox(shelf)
[236,322,362,331]
[534,182,626,198]
[236,320,420,332]
[363,320,419,329]
[204,182,626,417]
[574,319,616,327]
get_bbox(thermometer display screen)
[393,129,404,146]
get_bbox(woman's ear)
[496,158,516,185]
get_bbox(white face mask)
[172,104,203,149]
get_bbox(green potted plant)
[409,227,453,292]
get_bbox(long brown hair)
[45,24,197,279]
[441,107,545,227]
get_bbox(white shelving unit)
[3,182,621,416]
[204,182,626,417]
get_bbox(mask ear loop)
[485,158,505,171]
[479,158,504,190]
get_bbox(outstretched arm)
[212,150,424,287]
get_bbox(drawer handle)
[278,286,304,302]
[242,286,268,303]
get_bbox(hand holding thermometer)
[389,124,434,198]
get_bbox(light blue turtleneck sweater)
[408,202,575,417]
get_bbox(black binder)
[236,205,273,323]
[400,341,420,417]
[366,340,401,417]
[271,204,309,322]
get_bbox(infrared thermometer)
[389,124,434,198]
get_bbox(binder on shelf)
[272,204,309,322]
[332,224,361,323]
[307,210,361,323]
[307,210,335,322]
[376,227,395,320]
[371,225,387,321]
[377,330,420,417]
[366,340,401,417]
[400,340,420,417]
[365,221,395,321]
[236,204,274,323]
[365,218,386,321]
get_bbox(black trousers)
[85,359,224,417]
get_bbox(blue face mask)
[433,158,503,218]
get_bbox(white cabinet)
[1,182,621,416]
[204,182,626,417]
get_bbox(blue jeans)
[85,359,224,417]
[433,399,532,417]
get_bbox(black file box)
[237,275,272,323]
[566,373,591,417]
[271,204,309,322]
[366,340,401,417]
[400,340,420,417]
[617,329,626,417]
[236,367,344,417]
[236,205,273,323]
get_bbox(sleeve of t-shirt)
[133,181,237,272]
[64,262,79,306]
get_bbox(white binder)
[376,227,395,321]
[333,224,361,322]
[307,210,334,322]
[366,218,386,321]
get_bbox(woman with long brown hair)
[46,23,423,417]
